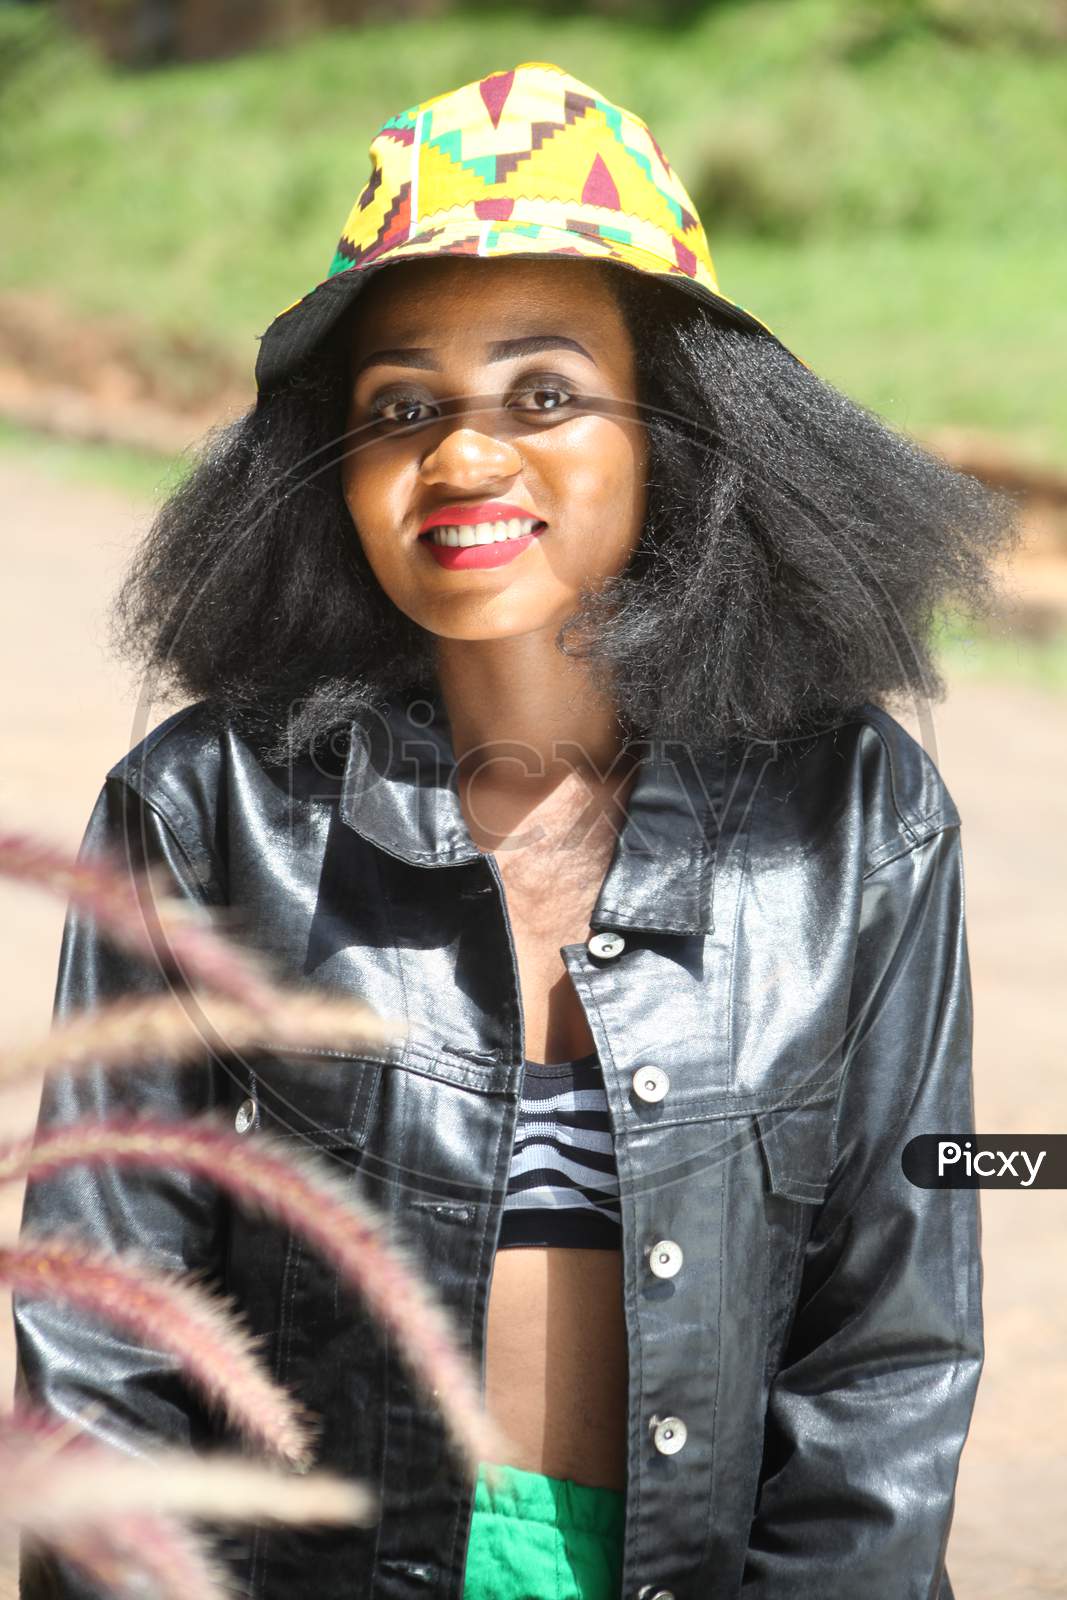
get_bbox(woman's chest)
[491,832,616,1063]
[230,766,859,1115]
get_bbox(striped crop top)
[498,1051,621,1250]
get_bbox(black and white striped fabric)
[498,1051,621,1249]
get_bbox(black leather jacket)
[15,689,983,1600]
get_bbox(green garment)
[462,1462,625,1600]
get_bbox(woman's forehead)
[349,256,627,345]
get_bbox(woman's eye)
[367,379,577,430]
[369,394,434,429]
[511,384,576,415]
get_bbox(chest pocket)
[221,1046,390,1373]
[752,1098,837,1385]
[227,1046,384,1154]
[754,1098,837,1205]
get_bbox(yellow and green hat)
[255,60,802,392]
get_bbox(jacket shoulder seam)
[861,816,961,880]
[852,704,960,869]
[108,769,226,906]
[103,702,227,903]
[105,701,211,781]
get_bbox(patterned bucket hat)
[254,60,803,392]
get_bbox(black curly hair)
[111,260,1019,765]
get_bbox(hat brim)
[254,221,804,395]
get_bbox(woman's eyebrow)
[352,333,596,380]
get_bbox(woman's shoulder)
[103,698,348,791]
[102,699,233,816]
[839,702,960,857]
[748,701,962,877]
[91,699,361,906]
[98,695,346,846]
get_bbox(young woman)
[16,61,1014,1600]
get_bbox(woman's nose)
[419,422,523,489]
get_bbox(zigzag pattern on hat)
[328,63,715,290]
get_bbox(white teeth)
[426,517,541,547]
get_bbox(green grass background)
[2,0,1065,463]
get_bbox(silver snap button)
[637,1590,676,1600]
[587,930,626,961]
[648,1239,684,1279]
[631,1065,669,1104]
[234,1097,258,1135]
[650,1414,687,1456]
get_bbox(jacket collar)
[338,687,751,936]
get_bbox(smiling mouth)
[418,517,546,548]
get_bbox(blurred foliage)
[55,0,451,66]
[827,0,1067,55]
[36,0,1067,64]
[0,0,1065,462]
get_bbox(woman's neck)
[432,632,628,785]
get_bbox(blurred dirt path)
[1,457,1064,1598]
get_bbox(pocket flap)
[754,1100,836,1204]
[232,1048,382,1150]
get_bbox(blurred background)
[1,1,1065,1594]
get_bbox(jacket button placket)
[572,934,713,1593]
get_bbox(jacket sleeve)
[742,823,984,1599]
[13,775,228,1598]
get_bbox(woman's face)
[340,256,649,642]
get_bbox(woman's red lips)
[418,501,538,533]
[420,519,547,571]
